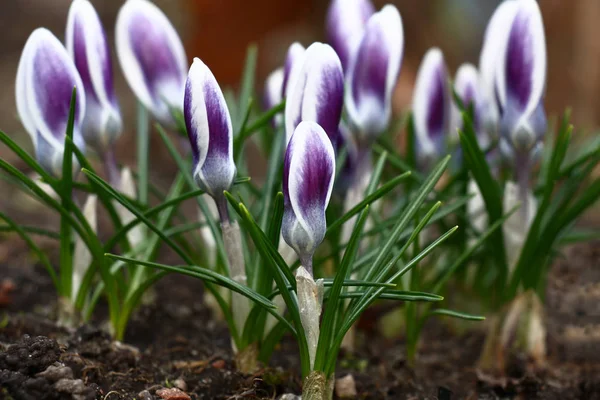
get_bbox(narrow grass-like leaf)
[426,308,485,321]
[314,207,369,371]
[136,102,149,204]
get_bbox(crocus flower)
[116,0,187,127]
[282,121,335,272]
[345,5,404,144]
[326,0,375,72]
[282,42,306,100]
[450,63,487,146]
[478,0,516,139]
[495,0,547,160]
[16,28,86,177]
[412,48,451,164]
[66,0,122,155]
[285,42,344,147]
[263,67,284,127]
[184,58,236,202]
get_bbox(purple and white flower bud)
[412,48,451,163]
[495,0,547,159]
[326,0,375,72]
[66,0,122,155]
[282,42,306,99]
[479,0,516,139]
[345,5,404,144]
[184,58,236,200]
[450,63,488,147]
[282,121,335,271]
[285,42,344,147]
[116,0,187,127]
[263,67,284,127]
[16,28,86,177]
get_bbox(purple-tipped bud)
[285,42,344,147]
[16,28,86,177]
[495,0,547,158]
[184,58,236,198]
[345,5,404,143]
[282,42,306,99]
[413,48,451,162]
[479,0,516,139]
[326,0,375,72]
[116,0,187,128]
[283,121,335,266]
[66,0,122,154]
[451,63,487,146]
[263,67,284,127]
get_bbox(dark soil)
[1,241,600,399]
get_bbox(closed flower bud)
[263,67,284,127]
[450,63,488,148]
[16,28,86,177]
[285,42,344,147]
[479,0,516,139]
[282,42,306,99]
[326,0,375,72]
[116,0,187,127]
[495,0,547,158]
[184,58,236,199]
[413,48,451,163]
[282,121,335,270]
[345,5,404,143]
[66,0,122,154]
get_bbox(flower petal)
[495,0,546,116]
[282,42,306,98]
[283,121,335,258]
[326,0,375,71]
[285,42,344,147]
[345,5,404,142]
[67,0,122,153]
[116,0,187,126]
[451,63,485,145]
[263,67,284,127]
[16,28,86,176]
[413,47,450,159]
[184,58,236,197]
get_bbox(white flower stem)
[215,194,249,348]
[296,265,324,370]
[102,147,121,188]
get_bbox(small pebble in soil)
[138,389,154,400]
[156,387,192,400]
[335,374,357,398]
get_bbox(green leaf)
[0,212,58,288]
[427,308,485,321]
[155,123,228,269]
[335,290,443,302]
[59,88,77,299]
[314,207,369,371]
[82,168,194,265]
[326,171,411,234]
[136,102,150,204]
[234,101,285,153]
[236,44,258,131]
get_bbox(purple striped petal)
[345,5,404,143]
[66,0,122,154]
[116,0,187,127]
[16,28,86,177]
[282,42,306,98]
[282,121,335,260]
[413,48,450,160]
[184,58,236,198]
[495,0,547,153]
[495,0,546,117]
[326,0,375,72]
[284,42,344,147]
[479,0,517,136]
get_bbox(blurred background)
[0,0,598,168]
